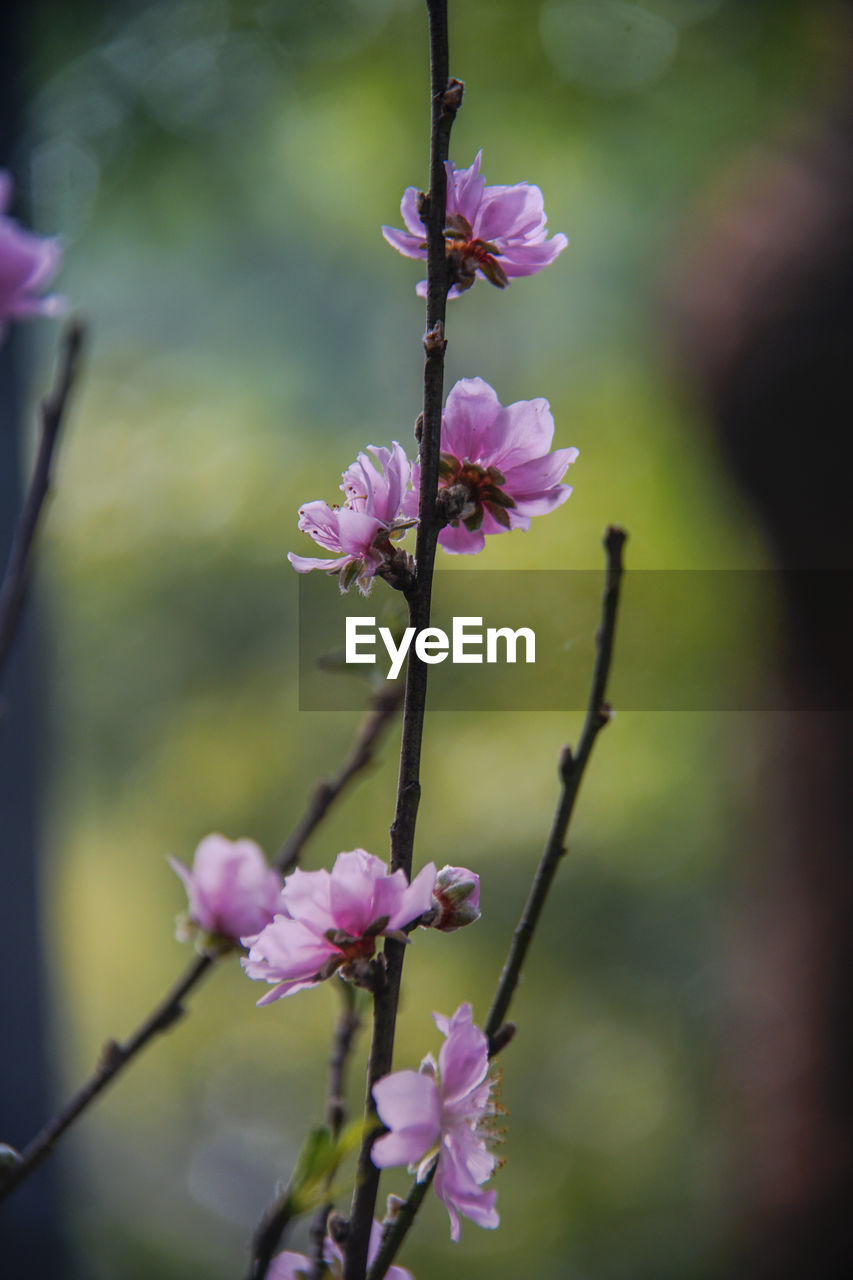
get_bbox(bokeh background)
[2,1,849,1278]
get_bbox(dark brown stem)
[364,526,628,1280]
[0,688,401,1207]
[308,982,361,1280]
[343,5,461,1277]
[0,319,86,681]
[0,952,211,1201]
[485,525,626,1040]
[275,685,404,875]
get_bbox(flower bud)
[430,865,481,931]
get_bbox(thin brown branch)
[0,688,401,1206]
[364,526,628,1280]
[275,684,404,875]
[308,981,361,1280]
[344,3,461,1276]
[0,318,86,681]
[0,952,211,1201]
[484,525,626,1041]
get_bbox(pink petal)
[268,1249,312,1280]
[437,522,486,555]
[503,445,577,497]
[488,398,556,471]
[475,183,541,242]
[387,861,437,931]
[372,1068,441,1162]
[281,867,334,934]
[335,507,384,557]
[381,225,426,261]
[287,552,351,574]
[447,151,485,225]
[244,916,336,981]
[295,500,346,553]
[329,849,385,936]
[435,1005,490,1106]
[499,233,568,277]
[400,185,426,237]
[441,377,503,463]
[253,976,322,1005]
[511,484,573,519]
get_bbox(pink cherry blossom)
[168,834,281,944]
[242,850,436,1004]
[417,377,578,555]
[430,865,481,932]
[0,171,64,343]
[382,151,568,298]
[269,1220,413,1280]
[372,1003,500,1242]
[287,442,417,594]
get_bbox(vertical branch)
[344,4,462,1277]
[484,525,626,1041]
[309,981,361,1280]
[0,319,86,681]
[363,526,628,1280]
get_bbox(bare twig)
[344,4,461,1277]
[484,525,627,1041]
[0,319,86,681]
[275,684,404,875]
[0,953,211,1201]
[0,687,401,1206]
[364,526,628,1280]
[309,981,361,1280]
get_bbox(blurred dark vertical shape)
[672,20,853,1279]
[0,2,69,1272]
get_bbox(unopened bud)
[384,1193,406,1223]
[429,865,481,932]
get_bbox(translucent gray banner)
[297,570,850,711]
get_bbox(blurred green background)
[11,0,839,1276]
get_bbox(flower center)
[438,452,516,533]
[443,214,509,291]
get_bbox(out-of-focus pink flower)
[287,442,417,594]
[269,1220,413,1280]
[429,865,480,932]
[242,850,436,1004]
[382,151,567,298]
[372,1003,500,1242]
[168,834,282,944]
[417,377,578,555]
[0,171,63,342]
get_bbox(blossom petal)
[280,867,334,934]
[381,224,425,260]
[436,1004,489,1107]
[329,849,386,936]
[489,397,556,471]
[268,1250,312,1280]
[437,522,486,555]
[243,916,336,981]
[286,552,352,575]
[387,861,437,931]
[441,377,503,463]
[372,1069,441,1167]
[400,184,426,237]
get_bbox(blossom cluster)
[373,1003,500,1241]
[170,838,495,1243]
[382,151,568,298]
[287,155,574,590]
[165,148,570,1273]
[288,380,577,587]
